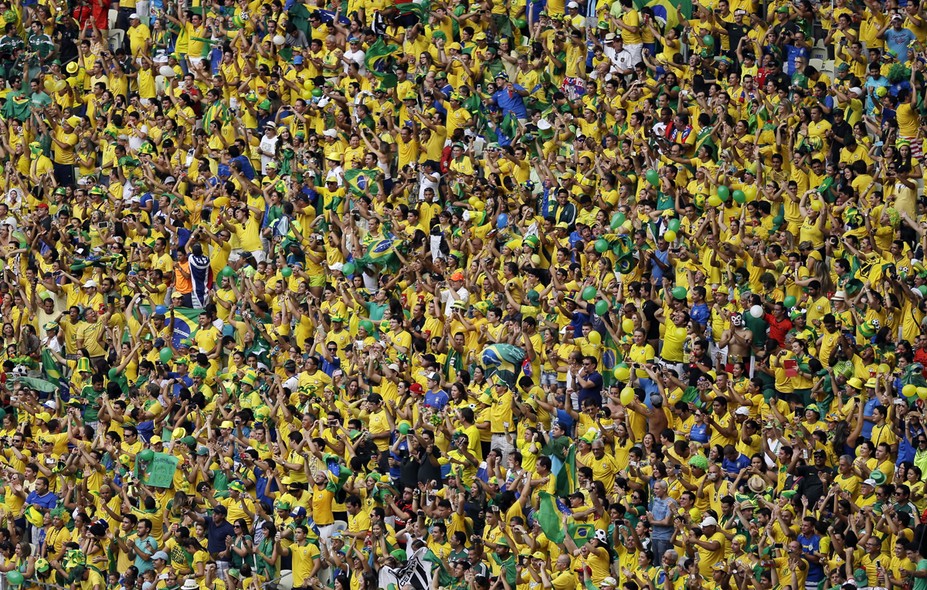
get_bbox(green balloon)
[138,449,155,462]
[220,265,235,278]
[732,189,746,204]
[360,319,375,333]
[703,34,714,47]
[671,286,688,300]
[342,262,356,275]
[645,169,660,187]
[6,571,23,586]
[281,267,293,278]
[398,422,410,435]
[581,286,597,301]
[783,296,797,308]
[717,185,730,201]
[311,87,323,98]
[595,238,610,253]
[667,218,681,232]
[595,300,609,316]
[610,212,626,230]
[513,18,527,29]
[159,347,173,363]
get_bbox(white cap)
[129,12,138,19]
[831,290,846,301]
[700,516,718,527]
[863,478,876,487]
[83,280,97,288]
[43,400,58,410]
[329,262,344,272]
[323,128,338,138]
[734,406,750,416]
[849,87,863,96]
[537,119,552,130]
[387,363,400,372]
[567,1,579,7]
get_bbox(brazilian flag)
[343,168,380,196]
[355,239,402,273]
[480,343,526,387]
[364,38,402,88]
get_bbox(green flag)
[364,38,401,89]
[554,444,576,497]
[396,0,432,23]
[537,491,565,544]
[41,349,62,389]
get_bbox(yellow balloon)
[664,230,677,242]
[615,364,630,382]
[620,387,635,405]
[918,387,927,400]
[810,200,822,212]
[622,318,635,334]
[213,196,229,207]
[903,384,917,397]
[588,331,602,345]
[707,195,722,207]
[878,363,891,374]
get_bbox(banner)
[378,546,433,590]
[135,452,179,488]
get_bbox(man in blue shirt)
[721,444,751,481]
[797,516,824,588]
[490,72,528,120]
[25,477,58,513]
[423,372,449,410]
[882,14,916,63]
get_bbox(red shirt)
[765,313,792,346]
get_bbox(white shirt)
[344,48,366,72]
[440,286,469,315]
[259,133,279,174]
[609,47,633,74]
[418,170,441,201]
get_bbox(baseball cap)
[700,516,718,527]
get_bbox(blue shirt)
[231,154,255,180]
[885,27,917,62]
[25,490,58,511]
[133,535,158,574]
[690,423,709,443]
[690,303,710,328]
[862,396,880,439]
[784,45,809,75]
[649,496,676,540]
[721,453,751,480]
[491,85,528,119]
[798,533,824,582]
[424,389,449,410]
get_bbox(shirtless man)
[718,313,753,371]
